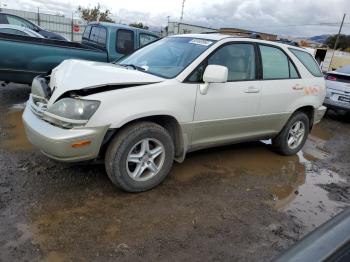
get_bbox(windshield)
[118,37,215,78]
[336,65,350,75]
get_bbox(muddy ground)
[0,83,349,262]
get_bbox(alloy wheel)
[126,138,165,182]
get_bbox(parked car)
[0,22,159,84]
[0,24,44,38]
[0,12,67,40]
[324,65,350,112]
[22,34,326,192]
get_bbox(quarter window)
[260,45,290,79]
[116,29,134,55]
[139,33,158,47]
[208,43,256,81]
[289,48,323,77]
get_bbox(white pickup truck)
[23,34,326,192]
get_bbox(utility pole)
[71,11,74,42]
[180,0,185,22]
[37,7,41,26]
[328,13,346,71]
[166,16,170,36]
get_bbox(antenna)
[180,0,186,22]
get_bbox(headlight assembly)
[48,98,100,121]
[42,98,100,128]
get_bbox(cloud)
[4,0,350,36]
[182,0,350,36]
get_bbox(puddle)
[274,151,347,231]
[171,123,347,232]
[171,141,299,182]
[271,124,348,231]
[1,109,32,151]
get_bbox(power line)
[245,22,350,28]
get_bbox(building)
[1,8,86,41]
[219,28,277,41]
[166,21,277,41]
[167,22,217,35]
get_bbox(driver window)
[208,43,256,81]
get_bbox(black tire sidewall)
[109,124,174,192]
[273,112,310,155]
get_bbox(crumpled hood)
[48,59,164,104]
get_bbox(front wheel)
[105,122,174,192]
[272,112,310,155]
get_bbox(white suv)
[23,34,326,192]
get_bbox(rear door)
[191,42,263,148]
[257,44,303,134]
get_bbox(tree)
[77,3,114,23]
[325,34,350,50]
[129,22,149,30]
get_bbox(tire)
[272,111,310,155]
[105,121,174,192]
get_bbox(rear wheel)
[272,112,310,155]
[105,122,174,192]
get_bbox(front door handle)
[245,86,260,93]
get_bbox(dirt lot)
[0,83,349,262]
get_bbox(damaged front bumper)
[22,97,109,162]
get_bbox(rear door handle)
[245,86,260,93]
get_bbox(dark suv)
[0,12,67,41]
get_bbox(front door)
[191,43,262,148]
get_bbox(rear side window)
[97,27,107,45]
[0,14,7,24]
[289,48,323,77]
[139,33,158,47]
[117,29,134,55]
[88,26,107,47]
[90,27,99,42]
[260,45,290,79]
[83,26,91,39]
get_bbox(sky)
[3,0,350,37]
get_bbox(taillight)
[326,75,337,81]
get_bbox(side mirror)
[200,65,228,95]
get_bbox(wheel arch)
[101,114,187,162]
[294,105,315,130]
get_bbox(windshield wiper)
[120,64,146,71]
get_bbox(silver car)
[0,24,44,38]
[324,65,350,112]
